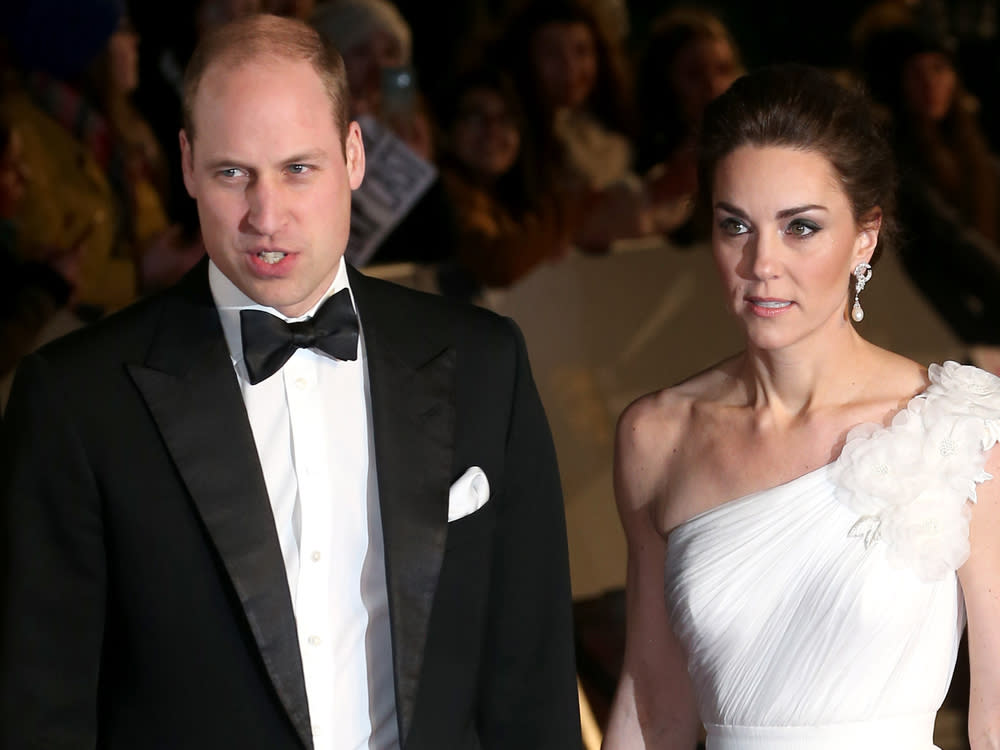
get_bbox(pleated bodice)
[664,362,1000,749]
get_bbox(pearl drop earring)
[851,262,873,322]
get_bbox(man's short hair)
[182,14,351,148]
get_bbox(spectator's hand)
[573,182,652,253]
[138,225,205,293]
[644,153,698,206]
[22,240,85,305]
[45,245,83,302]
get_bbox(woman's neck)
[738,323,873,424]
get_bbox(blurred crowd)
[1,0,999,382]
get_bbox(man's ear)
[344,121,366,190]
[854,208,882,264]
[179,129,196,198]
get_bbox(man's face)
[181,57,365,317]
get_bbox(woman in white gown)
[603,65,1000,750]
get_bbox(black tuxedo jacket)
[0,262,581,749]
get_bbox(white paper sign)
[345,115,437,267]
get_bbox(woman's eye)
[719,217,749,235]
[787,219,820,237]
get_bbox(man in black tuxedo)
[0,14,581,749]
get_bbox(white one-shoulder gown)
[665,362,1000,750]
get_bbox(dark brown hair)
[503,0,634,136]
[636,7,743,169]
[698,64,897,262]
[182,13,349,147]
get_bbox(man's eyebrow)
[201,150,330,172]
[203,157,248,172]
[715,201,748,218]
[283,149,329,164]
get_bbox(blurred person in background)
[515,0,634,192]
[859,23,1000,344]
[311,0,432,159]
[635,6,744,246]
[0,117,81,380]
[0,0,203,317]
[438,65,572,289]
[311,0,459,267]
[504,0,690,252]
[862,24,997,244]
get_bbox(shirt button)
[294,377,308,390]
[307,635,321,646]
[311,551,321,562]
[313,725,322,736]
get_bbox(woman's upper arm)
[960,444,1000,750]
[603,399,700,750]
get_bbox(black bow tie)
[239,288,359,385]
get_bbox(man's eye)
[287,164,310,175]
[218,168,244,179]
[719,217,749,235]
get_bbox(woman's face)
[450,88,521,179]
[671,35,740,125]
[531,21,598,110]
[902,51,957,122]
[108,25,140,95]
[710,145,878,351]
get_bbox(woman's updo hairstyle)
[697,64,897,264]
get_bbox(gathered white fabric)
[832,361,1000,581]
[665,362,1000,750]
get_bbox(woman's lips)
[746,297,793,317]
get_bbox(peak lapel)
[349,267,455,745]
[126,266,313,749]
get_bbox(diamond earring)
[851,262,873,322]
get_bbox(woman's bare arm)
[603,396,701,750]
[961,445,1000,750]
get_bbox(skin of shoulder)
[614,358,741,537]
[617,344,930,540]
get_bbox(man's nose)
[246,176,287,237]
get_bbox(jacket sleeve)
[0,352,105,748]
[478,319,583,750]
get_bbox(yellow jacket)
[3,89,141,311]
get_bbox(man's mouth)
[257,250,287,265]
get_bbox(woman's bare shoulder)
[615,357,742,516]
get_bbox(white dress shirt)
[209,260,399,750]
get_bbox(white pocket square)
[448,466,490,522]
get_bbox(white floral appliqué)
[830,362,1000,582]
